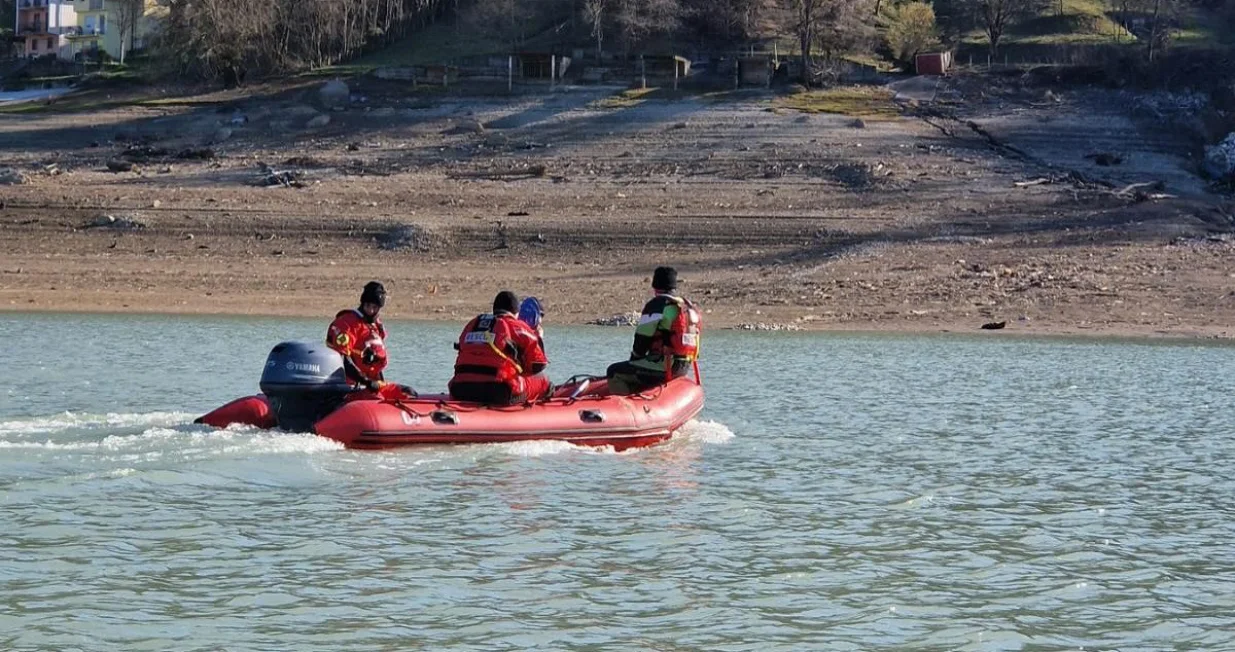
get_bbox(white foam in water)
[1,412,731,456]
[0,411,341,456]
[676,419,736,444]
[490,419,735,457]
[218,432,343,455]
[0,411,195,437]
[494,439,584,457]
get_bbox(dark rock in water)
[980,321,1007,330]
[106,159,135,172]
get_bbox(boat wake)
[0,411,341,457]
[485,419,736,458]
[677,419,736,445]
[0,411,193,438]
[0,412,732,460]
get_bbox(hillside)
[956,0,1231,63]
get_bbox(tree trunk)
[798,0,813,85]
[1147,0,1160,61]
[799,31,811,85]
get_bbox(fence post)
[640,55,646,89]
[673,58,678,91]
[508,55,513,93]
[551,55,556,92]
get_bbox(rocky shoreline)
[2,77,1233,338]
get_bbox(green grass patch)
[587,87,750,110]
[961,0,1133,47]
[20,74,79,84]
[1174,6,1235,49]
[0,84,231,115]
[589,87,666,109]
[841,54,899,73]
[298,64,376,78]
[774,86,901,120]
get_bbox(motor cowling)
[259,341,353,432]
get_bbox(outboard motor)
[259,341,353,432]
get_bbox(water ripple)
[4,319,1235,649]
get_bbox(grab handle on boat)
[431,410,459,425]
[568,379,591,400]
[579,409,605,423]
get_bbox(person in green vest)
[605,266,702,395]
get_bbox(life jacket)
[327,308,388,380]
[452,313,523,386]
[649,296,702,362]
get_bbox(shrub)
[886,2,940,64]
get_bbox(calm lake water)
[2,313,1235,651]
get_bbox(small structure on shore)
[636,54,690,89]
[511,52,571,81]
[914,52,952,76]
[641,54,689,79]
[738,56,773,87]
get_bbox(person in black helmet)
[605,266,702,395]
[449,291,551,405]
[326,281,391,392]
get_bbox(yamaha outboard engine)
[259,341,353,432]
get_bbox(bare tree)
[680,0,764,45]
[160,0,451,82]
[112,0,143,64]
[613,0,679,56]
[465,0,536,50]
[1,0,15,40]
[583,0,608,57]
[968,0,1047,57]
[779,0,873,84]
[1140,0,1180,61]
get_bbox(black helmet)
[493,290,519,315]
[652,266,678,292]
[361,281,386,308]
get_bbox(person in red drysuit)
[326,281,390,392]
[448,291,550,405]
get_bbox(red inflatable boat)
[196,340,704,451]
